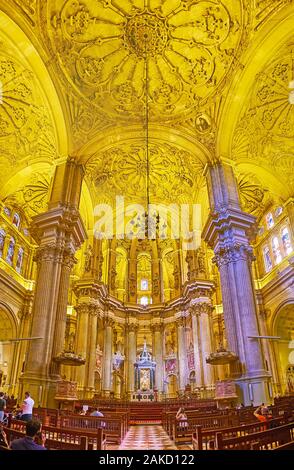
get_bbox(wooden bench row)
[215,422,294,450]
[4,424,106,450]
[31,408,129,444]
[191,419,294,450]
[192,415,293,449]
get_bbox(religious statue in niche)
[196,247,206,274]
[153,272,160,296]
[140,368,150,391]
[95,345,103,375]
[110,266,117,290]
[97,254,103,281]
[84,244,93,272]
[173,265,180,290]
[129,272,136,296]
[112,351,125,371]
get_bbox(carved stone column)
[203,162,270,405]
[9,293,33,397]
[19,160,87,407]
[50,250,76,378]
[126,322,137,397]
[192,300,214,388]
[151,321,164,395]
[85,307,100,393]
[102,316,114,396]
[75,303,90,391]
[176,314,187,393]
[190,307,204,388]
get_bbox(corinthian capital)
[213,243,255,268]
[34,244,63,264]
[151,321,163,333]
[190,301,212,316]
[104,316,115,328]
[62,249,77,270]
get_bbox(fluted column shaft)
[177,317,187,392]
[86,310,98,390]
[191,312,204,387]
[153,325,163,393]
[75,305,89,388]
[25,246,63,377]
[127,327,137,394]
[102,319,113,394]
[199,308,214,386]
[51,251,76,377]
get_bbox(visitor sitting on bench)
[176,407,188,428]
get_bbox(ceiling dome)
[48,0,243,121]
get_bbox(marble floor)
[107,425,192,451]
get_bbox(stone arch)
[0,303,18,389]
[165,373,178,398]
[271,300,294,395]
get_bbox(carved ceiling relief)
[46,0,243,125]
[232,46,294,191]
[3,172,52,220]
[0,46,57,184]
[85,142,204,206]
[237,173,271,220]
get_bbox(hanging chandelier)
[143,43,160,241]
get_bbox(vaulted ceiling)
[0,0,293,228]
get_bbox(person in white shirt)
[21,392,34,422]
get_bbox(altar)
[134,341,156,397]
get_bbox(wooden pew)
[57,414,125,444]
[215,422,294,450]
[5,423,106,450]
[192,415,292,450]
[33,408,128,444]
[173,414,240,444]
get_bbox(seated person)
[176,407,188,428]
[10,419,46,450]
[90,407,104,417]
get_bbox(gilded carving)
[237,173,270,220]
[0,50,57,183]
[232,46,294,190]
[47,0,244,121]
[86,142,204,205]
[3,173,52,220]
